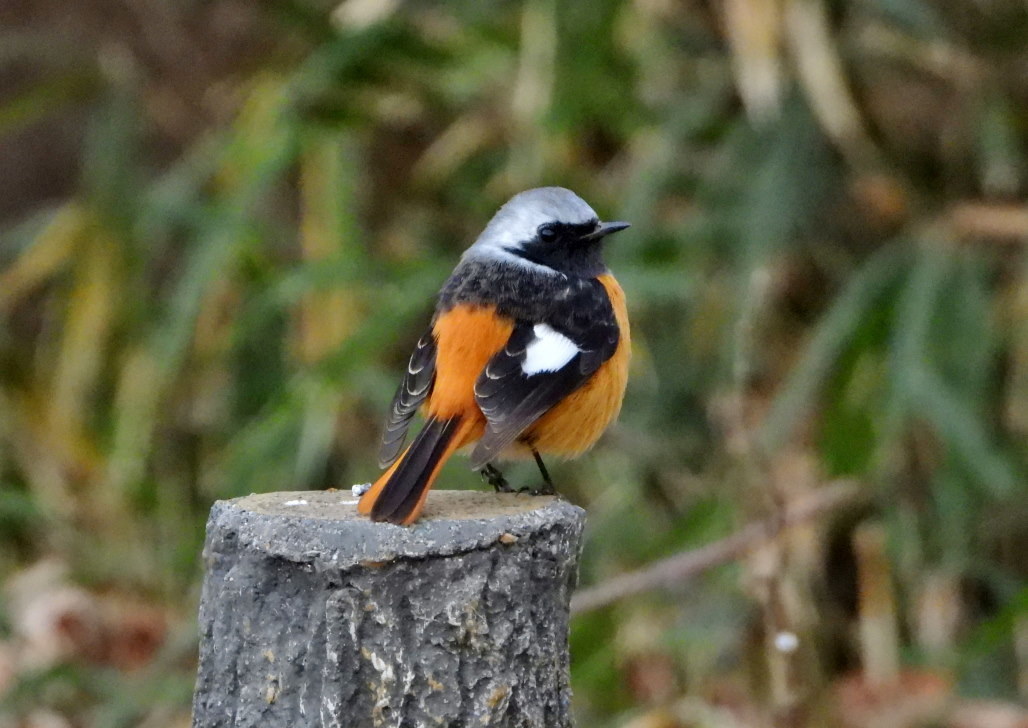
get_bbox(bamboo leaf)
[0,205,85,312]
[760,243,909,451]
[910,367,1017,497]
[885,240,951,428]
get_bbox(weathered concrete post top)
[192,490,586,728]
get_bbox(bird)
[358,186,630,525]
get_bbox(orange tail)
[358,416,473,525]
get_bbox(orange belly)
[517,274,630,456]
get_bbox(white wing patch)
[522,324,579,375]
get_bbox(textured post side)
[191,490,586,728]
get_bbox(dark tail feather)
[358,416,461,525]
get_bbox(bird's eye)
[538,223,558,242]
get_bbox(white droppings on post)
[369,651,394,682]
[774,630,799,653]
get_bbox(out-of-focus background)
[1,0,1027,726]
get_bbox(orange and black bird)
[358,187,630,525]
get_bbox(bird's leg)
[481,463,514,493]
[528,449,557,496]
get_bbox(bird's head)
[467,187,630,277]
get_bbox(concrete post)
[191,490,585,728]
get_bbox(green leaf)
[761,243,909,451]
[910,368,1017,497]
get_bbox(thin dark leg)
[532,449,556,495]
[480,463,513,493]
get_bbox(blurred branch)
[725,0,784,122]
[784,0,878,166]
[571,480,861,615]
[854,20,983,85]
[854,522,900,686]
[950,202,1028,243]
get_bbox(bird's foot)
[481,464,514,493]
[527,450,556,496]
[517,484,557,496]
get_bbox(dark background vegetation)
[1,0,1026,726]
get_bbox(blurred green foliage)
[1,0,1026,725]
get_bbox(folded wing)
[470,319,618,468]
[378,329,437,467]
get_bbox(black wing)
[469,318,618,469]
[379,329,437,467]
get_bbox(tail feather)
[358,416,468,525]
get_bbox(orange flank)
[427,305,514,420]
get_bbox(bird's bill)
[584,221,631,240]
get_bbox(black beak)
[583,220,631,241]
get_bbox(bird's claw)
[517,485,556,496]
[481,464,514,493]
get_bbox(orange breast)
[519,274,630,457]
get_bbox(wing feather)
[469,320,618,469]
[378,329,437,467]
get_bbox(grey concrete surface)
[191,490,586,728]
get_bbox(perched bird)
[358,187,630,525]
